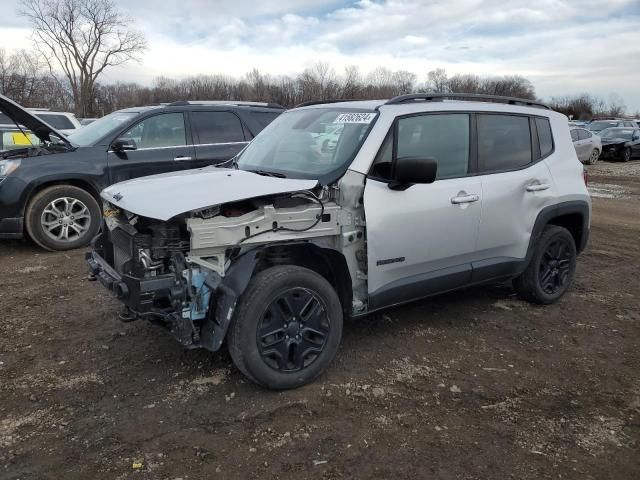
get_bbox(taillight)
[583,168,588,186]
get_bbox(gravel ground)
[1,161,639,479]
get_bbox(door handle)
[526,183,551,192]
[174,156,193,161]
[451,193,480,204]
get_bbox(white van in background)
[27,108,82,135]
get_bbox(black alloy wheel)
[257,288,330,372]
[227,265,343,389]
[538,238,573,295]
[513,225,577,305]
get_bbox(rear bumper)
[86,232,179,315]
[0,217,23,238]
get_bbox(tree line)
[1,48,634,120]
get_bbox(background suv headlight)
[0,159,21,183]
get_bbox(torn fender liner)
[101,167,318,221]
[201,250,259,351]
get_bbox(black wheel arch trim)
[523,200,590,267]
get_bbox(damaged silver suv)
[87,94,591,389]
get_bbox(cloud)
[1,0,639,110]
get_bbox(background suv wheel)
[513,225,577,304]
[585,148,599,165]
[227,265,343,389]
[25,185,101,251]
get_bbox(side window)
[478,114,532,173]
[535,117,553,157]
[36,114,74,130]
[191,111,245,144]
[396,114,470,179]
[121,113,186,149]
[578,129,591,140]
[570,129,579,142]
[248,111,281,131]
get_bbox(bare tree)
[426,68,449,93]
[20,0,146,116]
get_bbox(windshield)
[600,128,635,140]
[237,108,377,181]
[67,111,138,147]
[589,121,618,131]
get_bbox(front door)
[107,112,196,184]
[364,113,482,309]
[189,110,249,167]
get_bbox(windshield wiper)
[248,169,287,178]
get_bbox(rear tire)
[227,265,343,390]
[585,148,599,165]
[621,147,631,162]
[25,185,101,251]
[513,225,577,305]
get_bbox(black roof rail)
[385,93,551,110]
[165,100,284,109]
[294,99,356,108]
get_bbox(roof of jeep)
[294,96,554,115]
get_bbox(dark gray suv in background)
[0,96,283,250]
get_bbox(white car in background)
[27,109,81,135]
[570,127,601,165]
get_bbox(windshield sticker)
[334,113,376,124]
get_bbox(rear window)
[535,117,553,157]
[478,114,532,173]
[36,114,75,130]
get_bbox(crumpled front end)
[86,205,240,351]
[87,171,368,353]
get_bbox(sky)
[1,0,639,111]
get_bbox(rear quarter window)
[535,117,554,157]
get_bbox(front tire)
[585,148,599,165]
[227,265,343,389]
[25,185,101,251]
[513,225,577,305]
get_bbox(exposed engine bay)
[87,170,368,352]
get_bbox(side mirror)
[111,138,137,151]
[389,157,437,190]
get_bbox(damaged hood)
[0,94,71,147]
[101,167,318,221]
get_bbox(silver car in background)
[571,127,601,164]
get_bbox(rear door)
[107,112,196,184]
[189,110,249,167]
[473,114,556,280]
[364,112,482,308]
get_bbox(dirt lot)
[1,162,639,480]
